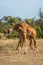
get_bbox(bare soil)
[0,39,43,65]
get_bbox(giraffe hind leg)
[33,38,37,51]
[29,38,33,50]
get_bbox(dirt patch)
[0,39,43,65]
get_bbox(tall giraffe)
[9,22,37,51]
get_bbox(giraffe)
[9,22,37,51]
[20,22,37,51]
[9,23,27,50]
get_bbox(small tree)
[34,25,41,38]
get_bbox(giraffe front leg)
[16,38,21,50]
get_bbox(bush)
[34,25,41,38]
[40,31,43,38]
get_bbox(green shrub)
[34,25,41,38]
[40,31,43,38]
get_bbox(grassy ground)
[0,39,43,65]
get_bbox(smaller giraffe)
[9,23,27,51]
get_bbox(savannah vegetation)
[0,8,43,65]
[0,8,43,38]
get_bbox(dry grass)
[0,39,43,65]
